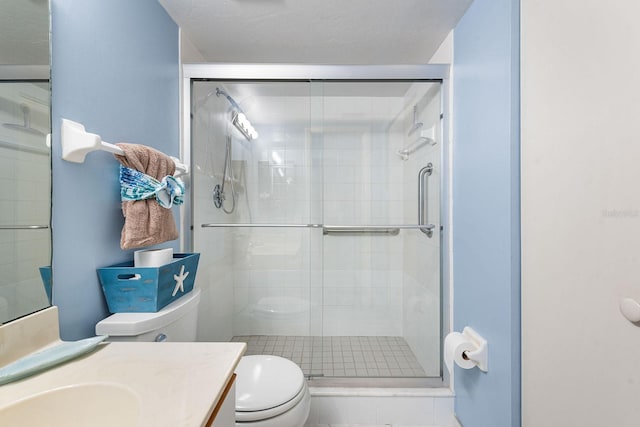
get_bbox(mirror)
[0,0,52,323]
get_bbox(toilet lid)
[235,355,305,412]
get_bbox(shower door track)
[184,63,449,81]
[305,373,446,389]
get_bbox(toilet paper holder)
[460,327,488,372]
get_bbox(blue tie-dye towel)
[120,166,184,208]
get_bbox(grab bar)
[419,163,435,238]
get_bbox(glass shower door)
[316,81,442,380]
[191,81,320,375]
[191,77,444,383]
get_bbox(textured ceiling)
[159,0,472,64]
[0,0,49,65]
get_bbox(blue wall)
[452,0,520,425]
[51,0,180,340]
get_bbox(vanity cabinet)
[206,374,236,427]
[0,309,246,426]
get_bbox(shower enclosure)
[185,65,448,386]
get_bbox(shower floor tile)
[231,335,427,378]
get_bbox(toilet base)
[235,383,310,427]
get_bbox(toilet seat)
[236,381,308,422]
[235,355,306,422]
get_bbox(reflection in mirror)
[0,0,52,323]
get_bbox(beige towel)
[115,143,178,250]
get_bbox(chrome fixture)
[216,88,258,141]
[418,163,435,237]
[202,223,323,228]
[212,87,253,214]
[212,88,257,214]
[231,111,258,141]
[201,223,435,235]
[323,226,400,236]
[213,135,237,213]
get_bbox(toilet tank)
[95,288,200,342]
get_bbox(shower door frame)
[182,64,451,387]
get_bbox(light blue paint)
[50,0,179,340]
[452,0,520,425]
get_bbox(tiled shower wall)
[320,124,405,337]
[233,114,314,337]
[0,82,51,323]
[229,93,410,338]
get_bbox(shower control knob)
[213,184,224,209]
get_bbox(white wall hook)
[462,327,488,372]
[620,298,640,323]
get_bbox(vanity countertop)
[0,308,246,427]
[0,341,246,426]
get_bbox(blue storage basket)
[39,266,52,305]
[97,253,200,313]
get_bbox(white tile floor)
[231,335,427,378]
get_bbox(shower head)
[231,111,258,141]
[216,88,258,141]
[2,104,46,136]
[216,88,242,111]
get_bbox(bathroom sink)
[0,382,141,427]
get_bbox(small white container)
[134,248,173,268]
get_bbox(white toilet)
[95,288,201,342]
[95,288,310,427]
[235,355,310,427]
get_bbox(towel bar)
[200,223,436,235]
[0,225,49,230]
[323,226,400,235]
[60,119,189,177]
[201,223,322,228]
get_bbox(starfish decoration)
[172,265,189,297]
